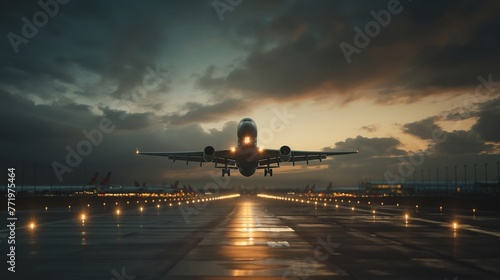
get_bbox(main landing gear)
[264,168,273,177]
[222,168,231,177]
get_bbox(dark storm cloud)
[0,90,95,144]
[402,116,442,140]
[471,97,500,142]
[400,102,499,156]
[433,130,495,155]
[0,0,205,101]
[197,0,500,104]
[325,135,406,159]
[167,98,249,126]
[0,88,241,185]
[100,107,154,131]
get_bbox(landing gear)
[222,168,231,177]
[264,168,273,177]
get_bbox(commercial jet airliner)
[136,118,357,177]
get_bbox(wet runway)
[3,195,500,279]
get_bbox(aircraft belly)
[237,160,258,177]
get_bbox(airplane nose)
[237,122,257,137]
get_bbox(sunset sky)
[1,0,499,189]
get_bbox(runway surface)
[3,195,500,279]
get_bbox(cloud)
[402,116,442,140]
[167,98,250,126]
[432,130,495,155]
[196,1,500,104]
[325,135,406,159]
[359,123,380,133]
[471,97,500,142]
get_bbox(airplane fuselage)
[235,118,259,177]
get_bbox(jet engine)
[203,146,215,162]
[279,145,292,162]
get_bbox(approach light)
[29,222,35,230]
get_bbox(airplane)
[136,118,357,177]
[99,172,112,186]
[88,172,99,185]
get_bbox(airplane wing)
[136,149,239,168]
[255,149,358,168]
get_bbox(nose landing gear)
[222,168,231,177]
[264,168,273,177]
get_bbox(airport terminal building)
[361,181,499,196]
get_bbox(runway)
[3,195,500,279]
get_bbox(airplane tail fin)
[88,172,99,185]
[134,181,140,188]
[100,172,112,186]
[171,180,179,189]
[327,182,333,192]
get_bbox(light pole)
[421,169,424,193]
[454,165,457,194]
[485,163,488,187]
[428,168,431,191]
[497,161,499,192]
[34,163,37,195]
[445,166,448,195]
[464,164,467,191]
[474,163,477,195]
[436,167,439,193]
